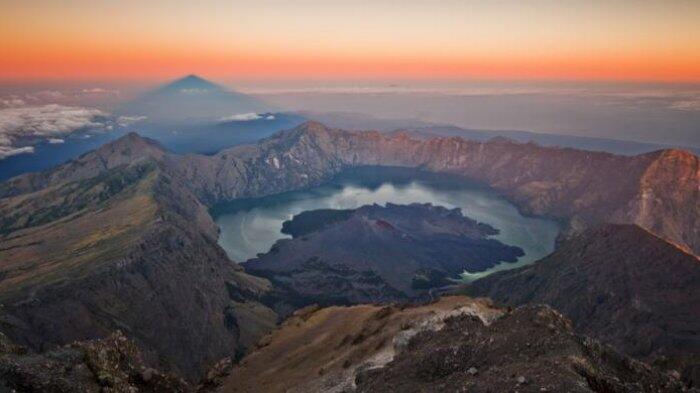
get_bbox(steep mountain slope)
[0,132,167,199]
[0,135,276,380]
[468,224,700,375]
[172,121,699,255]
[217,297,690,393]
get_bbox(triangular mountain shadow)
[155,74,222,92]
[117,74,275,123]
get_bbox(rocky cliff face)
[468,224,700,382]
[354,305,692,393]
[620,149,700,254]
[217,297,691,393]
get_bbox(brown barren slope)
[220,296,502,393]
[219,297,690,393]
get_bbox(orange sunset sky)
[2,0,700,82]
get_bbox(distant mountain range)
[0,121,698,387]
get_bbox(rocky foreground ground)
[214,297,694,393]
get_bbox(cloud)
[219,112,263,122]
[47,138,65,144]
[669,100,700,111]
[240,85,700,103]
[0,98,26,108]
[0,88,122,110]
[117,115,147,127]
[239,86,586,96]
[81,87,118,94]
[0,104,110,160]
[30,90,68,101]
[0,146,34,160]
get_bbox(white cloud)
[266,114,275,120]
[219,112,262,122]
[117,115,147,127]
[81,87,118,94]
[0,104,109,160]
[669,100,700,111]
[239,85,700,103]
[0,146,34,160]
[47,138,65,144]
[0,98,26,108]
[31,90,67,101]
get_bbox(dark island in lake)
[245,203,523,314]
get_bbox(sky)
[2,0,700,82]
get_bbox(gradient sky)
[2,0,700,81]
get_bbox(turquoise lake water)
[213,168,560,280]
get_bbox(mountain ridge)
[3,121,697,253]
[169,121,699,254]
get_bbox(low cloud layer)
[219,112,275,122]
[0,104,114,159]
[0,145,34,159]
[0,87,122,111]
[669,100,700,111]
